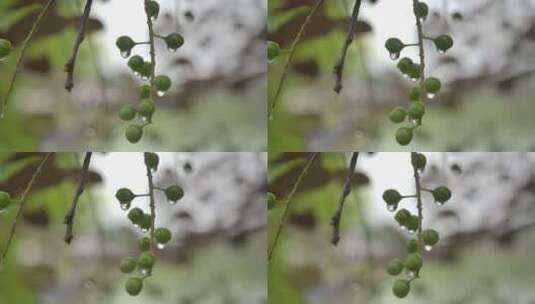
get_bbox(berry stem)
[412,0,427,109]
[144,154,157,257]
[143,0,157,122]
[410,152,424,278]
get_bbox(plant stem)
[410,152,424,277]
[144,153,157,264]
[143,0,157,124]
[412,0,427,106]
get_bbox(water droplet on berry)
[140,268,149,276]
[387,204,396,212]
[141,228,149,233]
[121,50,131,58]
[400,225,407,230]
[134,71,140,77]
[427,93,436,99]
[437,49,445,54]
[408,229,416,234]
[141,75,149,81]
[133,224,139,228]
[410,77,418,83]
[167,47,177,53]
[402,73,409,79]
[157,90,165,97]
[424,245,433,251]
[435,201,444,207]
[167,199,177,206]
[120,203,129,211]
[390,52,400,60]
[408,271,416,278]
[157,243,166,250]
[151,16,157,21]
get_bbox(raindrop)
[427,93,436,99]
[408,229,416,235]
[134,71,140,77]
[151,16,157,21]
[141,228,149,233]
[424,245,433,251]
[390,52,400,60]
[141,75,149,81]
[140,268,149,276]
[167,199,177,206]
[400,225,407,230]
[120,50,131,58]
[133,224,139,228]
[157,243,166,250]
[120,203,129,211]
[408,271,416,278]
[437,49,445,54]
[167,47,177,53]
[157,90,165,97]
[410,77,418,83]
[435,201,444,207]
[402,73,409,79]
[387,204,396,212]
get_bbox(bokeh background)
[268,0,535,151]
[268,152,535,303]
[0,152,267,304]
[0,0,266,151]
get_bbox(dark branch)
[63,152,93,244]
[64,0,94,91]
[333,0,363,94]
[330,152,359,245]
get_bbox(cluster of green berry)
[115,0,185,143]
[267,41,281,62]
[0,38,12,62]
[382,153,451,298]
[385,1,453,146]
[115,152,184,296]
[0,190,12,211]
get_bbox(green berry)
[397,57,413,74]
[146,1,160,20]
[139,237,151,251]
[387,259,404,275]
[128,207,144,224]
[139,62,152,79]
[395,127,413,146]
[405,253,423,271]
[0,191,11,210]
[406,239,418,253]
[434,34,453,53]
[165,33,184,51]
[116,36,135,53]
[389,107,407,124]
[0,39,12,59]
[408,87,420,101]
[267,41,281,61]
[116,188,135,204]
[425,77,441,94]
[138,252,155,269]
[382,189,402,206]
[423,229,439,246]
[144,152,159,171]
[138,99,155,117]
[155,75,171,92]
[432,186,451,204]
[385,38,404,54]
[127,55,144,72]
[139,214,152,231]
[119,105,137,121]
[155,227,172,244]
[267,192,277,210]
[140,85,152,99]
[408,64,421,80]
[414,2,429,19]
[125,125,143,143]
[411,153,426,171]
[120,257,137,273]
[165,185,184,202]
[393,279,410,298]
[406,215,419,232]
[408,102,425,120]
[394,209,411,226]
[125,277,143,296]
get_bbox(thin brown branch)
[413,0,427,105]
[64,0,94,91]
[330,152,359,245]
[333,0,363,94]
[144,153,157,274]
[410,152,424,278]
[63,152,93,244]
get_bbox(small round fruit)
[397,57,413,74]
[139,62,152,79]
[405,253,423,271]
[116,36,135,52]
[127,55,144,72]
[415,1,429,19]
[387,259,404,275]
[155,75,171,92]
[408,64,421,80]
[394,208,411,226]
[411,153,426,171]
[408,87,420,101]
[147,0,160,19]
[125,277,143,296]
[144,152,159,171]
[139,237,151,251]
[138,99,155,117]
[423,229,439,246]
[382,189,402,205]
[406,215,420,232]
[128,207,144,223]
[434,34,453,52]
[385,38,404,54]
[139,85,151,99]
[165,185,184,202]
[125,125,143,143]
[395,127,413,146]
[392,279,410,298]
[425,77,441,94]
[165,33,184,50]
[155,227,172,244]
[406,239,418,253]
[432,186,451,203]
[116,188,135,204]
[139,214,152,231]
[408,102,425,120]
[120,257,137,273]
[119,105,137,121]
[138,252,155,269]
[267,41,280,61]
[0,39,12,59]
[0,191,11,210]
[389,107,407,124]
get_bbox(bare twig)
[268,153,319,261]
[412,0,427,106]
[63,152,93,244]
[410,152,424,278]
[64,0,94,91]
[143,153,157,274]
[0,153,52,265]
[0,0,56,118]
[333,0,363,94]
[330,152,359,245]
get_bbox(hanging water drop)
[167,47,177,53]
[133,224,139,228]
[120,50,130,58]
[120,203,129,211]
[167,199,177,206]
[410,77,418,83]
[424,245,433,251]
[390,52,400,60]
[435,201,444,207]
[427,93,436,99]
[151,16,157,21]
[141,228,149,233]
[387,204,396,212]
[408,229,416,235]
[408,271,416,278]
[157,90,165,97]
[134,71,140,77]
[141,75,149,81]
[438,49,445,54]
[140,268,149,276]
[400,225,407,231]
[157,243,166,250]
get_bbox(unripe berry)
[411,152,426,171]
[146,1,160,20]
[383,189,402,206]
[119,105,137,121]
[0,39,12,59]
[425,77,441,94]
[267,41,280,61]
[405,253,422,271]
[138,99,155,117]
[414,2,429,19]
[387,259,404,275]
[406,215,419,232]
[125,125,143,143]
[394,208,411,226]
[140,85,152,99]
[155,75,171,92]
[127,55,144,72]
[138,252,155,269]
[432,186,451,204]
[434,34,453,53]
[128,207,144,224]
[155,227,172,244]
[408,64,421,80]
[389,107,407,124]
[408,87,420,101]
[392,279,410,298]
[165,185,184,202]
[423,229,439,246]
[125,277,143,296]
[139,237,151,251]
[397,57,413,74]
[139,62,152,79]
[406,239,418,253]
[395,127,413,146]
[385,38,404,54]
[0,191,11,210]
[139,214,152,231]
[165,33,184,51]
[120,257,137,273]
[144,152,159,171]
[116,36,135,53]
[408,102,425,120]
[116,188,135,204]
